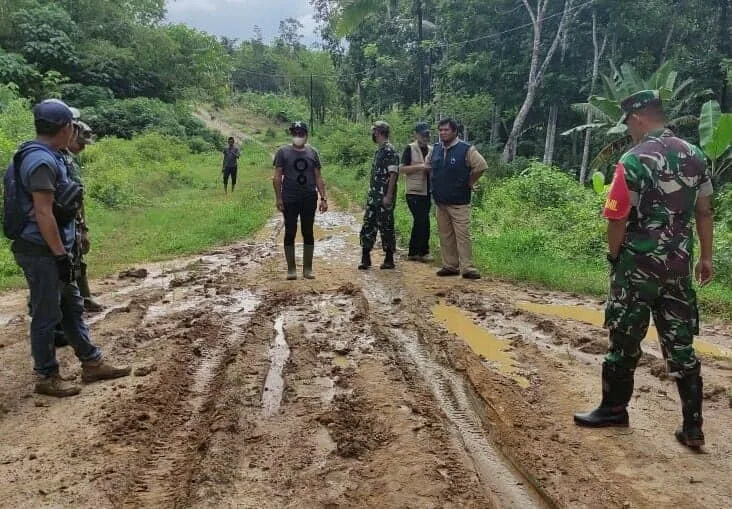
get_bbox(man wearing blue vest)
[9,100,130,397]
[425,118,488,279]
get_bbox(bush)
[475,162,606,261]
[59,83,114,108]
[83,97,224,151]
[235,92,309,123]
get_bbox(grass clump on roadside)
[0,132,274,289]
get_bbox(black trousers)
[223,166,238,187]
[406,194,431,256]
[283,194,318,247]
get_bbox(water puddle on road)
[517,301,731,359]
[332,355,349,369]
[432,303,530,388]
[262,314,291,417]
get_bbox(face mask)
[293,137,306,147]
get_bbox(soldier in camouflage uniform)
[64,119,103,312]
[358,121,400,270]
[574,91,715,450]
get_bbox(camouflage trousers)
[605,256,700,378]
[359,189,395,252]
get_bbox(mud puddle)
[433,302,530,388]
[262,314,290,416]
[518,300,731,359]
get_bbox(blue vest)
[15,141,76,251]
[430,140,472,205]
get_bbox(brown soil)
[0,205,729,509]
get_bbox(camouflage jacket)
[619,128,712,278]
[369,142,399,196]
[62,151,83,185]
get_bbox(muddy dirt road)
[0,208,730,509]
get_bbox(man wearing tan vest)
[399,122,433,262]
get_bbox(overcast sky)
[165,0,319,46]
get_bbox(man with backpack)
[3,100,130,397]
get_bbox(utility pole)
[310,74,314,135]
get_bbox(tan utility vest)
[405,142,431,196]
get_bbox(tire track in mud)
[360,277,556,509]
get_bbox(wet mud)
[0,207,729,509]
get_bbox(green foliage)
[235,92,309,123]
[476,163,606,260]
[698,100,732,185]
[83,98,224,151]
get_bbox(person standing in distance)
[400,122,433,263]
[273,121,328,280]
[426,118,488,279]
[222,136,240,194]
[574,90,714,451]
[5,100,130,397]
[358,121,400,270]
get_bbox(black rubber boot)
[574,363,634,427]
[675,372,704,449]
[284,245,297,280]
[358,249,372,270]
[302,244,315,280]
[380,249,395,270]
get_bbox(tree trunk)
[502,0,579,163]
[416,0,424,108]
[543,104,559,165]
[490,102,502,147]
[720,0,730,111]
[579,9,608,183]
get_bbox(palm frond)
[590,135,633,172]
[570,102,614,123]
[560,123,610,136]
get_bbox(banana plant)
[562,61,714,175]
[699,100,732,186]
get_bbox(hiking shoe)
[83,297,104,312]
[81,360,131,384]
[436,268,460,277]
[462,270,482,280]
[35,374,81,398]
[419,254,434,263]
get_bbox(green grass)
[0,135,274,289]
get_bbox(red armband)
[603,162,631,220]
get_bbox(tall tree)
[502,0,582,162]
[579,6,608,183]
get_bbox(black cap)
[289,121,309,134]
[415,122,430,135]
[33,99,74,126]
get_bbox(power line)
[231,0,593,80]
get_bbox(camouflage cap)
[619,90,662,124]
[372,120,390,135]
[75,120,95,145]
